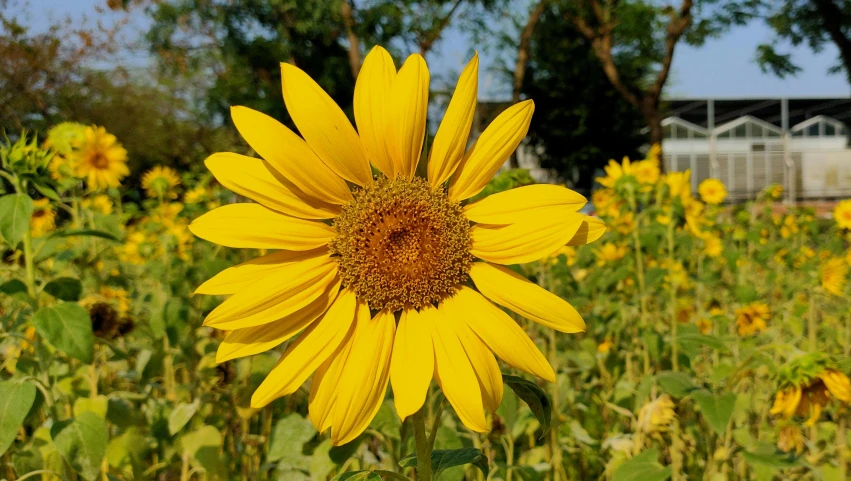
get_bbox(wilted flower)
[776,425,805,454]
[637,394,676,435]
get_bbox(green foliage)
[51,412,109,481]
[612,449,672,481]
[0,380,36,456]
[32,302,95,363]
[503,374,553,441]
[399,448,488,478]
[0,193,32,246]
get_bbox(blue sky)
[15,0,851,99]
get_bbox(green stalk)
[412,409,433,481]
[667,222,678,371]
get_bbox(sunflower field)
[3,53,851,481]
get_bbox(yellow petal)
[386,54,429,180]
[309,330,356,433]
[195,248,328,296]
[428,54,478,188]
[251,288,358,408]
[331,307,395,445]
[280,62,372,186]
[390,308,434,420]
[230,106,352,204]
[469,262,585,333]
[445,287,554,382]
[203,255,338,330]
[430,304,488,432]
[455,321,503,412]
[470,208,585,264]
[190,204,336,251]
[205,152,338,219]
[215,279,340,362]
[567,216,607,246]
[354,46,397,178]
[463,184,586,224]
[448,100,534,201]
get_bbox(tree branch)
[647,0,693,102]
[812,0,851,83]
[340,0,361,78]
[513,0,548,103]
[419,0,464,55]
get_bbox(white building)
[663,98,851,201]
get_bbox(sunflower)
[636,394,676,435]
[735,302,770,336]
[30,198,56,237]
[189,47,606,445]
[142,166,181,199]
[834,199,851,230]
[69,126,129,191]
[821,257,848,296]
[594,242,627,266]
[698,178,727,205]
[771,369,851,426]
[81,194,114,215]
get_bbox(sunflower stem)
[412,408,433,481]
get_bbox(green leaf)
[43,277,83,301]
[0,194,33,246]
[51,228,120,242]
[33,183,61,202]
[612,449,672,481]
[181,425,222,459]
[267,413,316,463]
[33,302,94,363]
[168,400,199,435]
[330,471,383,481]
[399,448,488,478]
[503,374,552,440]
[678,334,727,352]
[691,389,736,436]
[0,279,26,296]
[741,443,801,470]
[51,411,109,481]
[656,371,699,398]
[0,380,37,456]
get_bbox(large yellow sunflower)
[70,126,129,191]
[190,46,606,445]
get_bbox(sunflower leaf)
[612,449,671,481]
[399,448,488,478]
[33,302,94,363]
[0,193,34,247]
[330,471,383,481]
[50,228,121,242]
[503,374,552,441]
[0,380,37,456]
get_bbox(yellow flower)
[821,257,848,296]
[695,318,712,335]
[119,231,147,265]
[80,286,131,316]
[637,395,676,435]
[594,243,627,266]
[188,47,606,445]
[81,194,114,215]
[764,184,784,201]
[634,157,660,186]
[596,157,633,188]
[703,235,722,258]
[45,122,87,180]
[69,126,129,191]
[548,245,578,266]
[780,215,799,239]
[664,170,691,201]
[735,302,770,336]
[834,199,851,230]
[184,186,210,204]
[597,338,613,354]
[30,198,56,237]
[698,178,727,205]
[142,166,181,199]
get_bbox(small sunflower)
[190,47,606,445]
[69,126,129,191]
[30,198,56,237]
[664,171,692,202]
[702,235,722,258]
[81,194,114,215]
[636,394,676,435]
[834,199,851,230]
[142,166,181,199]
[735,302,770,336]
[821,257,848,296]
[698,178,727,205]
[594,242,627,266]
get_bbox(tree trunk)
[640,98,665,163]
[510,0,547,168]
[341,0,361,79]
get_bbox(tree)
[757,0,851,85]
[521,4,646,193]
[559,0,752,151]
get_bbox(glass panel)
[719,130,730,139]
[792,130,804,137]
[766,129,780,137]
[825,123,836,136]
[752,124,763,137]
[752,143,765,152]
[663,124,673,139]
[734,124,748,138]
[693,130,707,139]
[808,124,819,137]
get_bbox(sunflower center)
[329,176,472,312]
[90,152,109,169]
